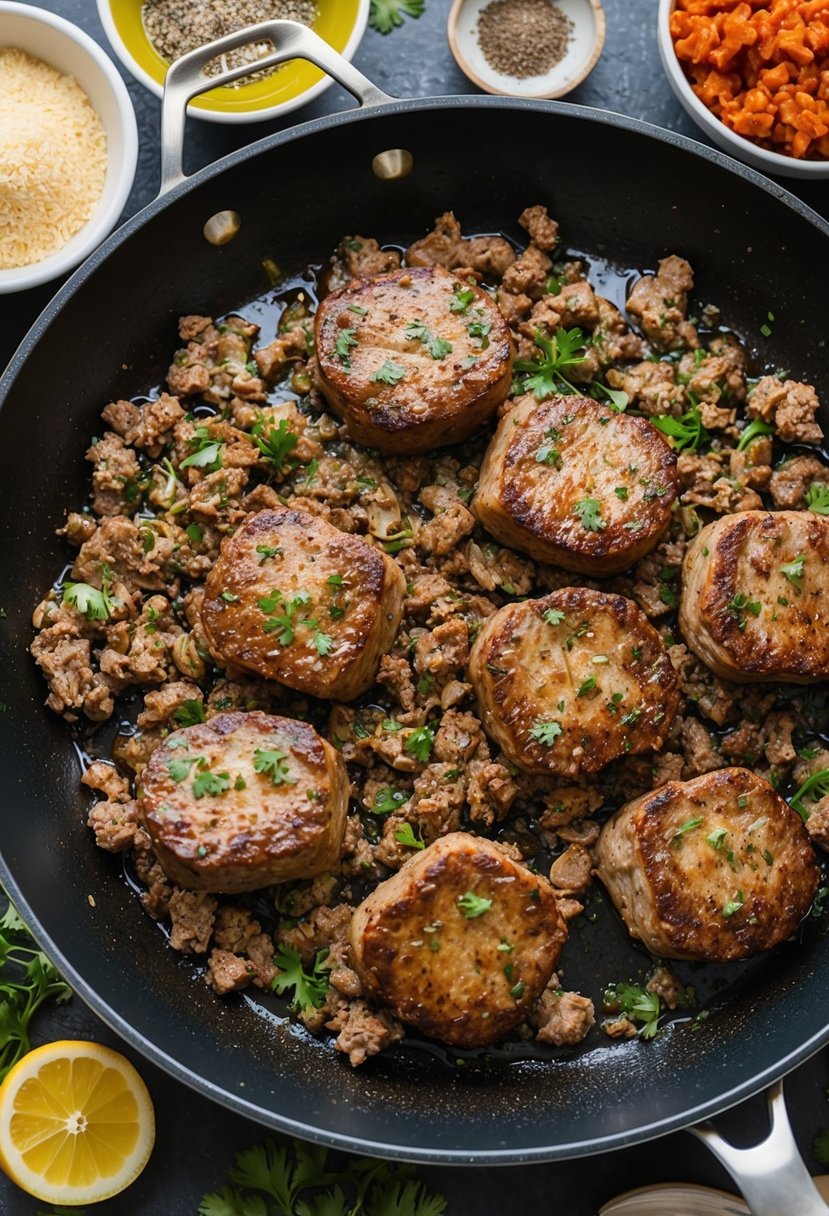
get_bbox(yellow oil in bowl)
[107,0,364,115]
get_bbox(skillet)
[1,19,828,1170]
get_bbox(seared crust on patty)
[595,767,819,961]
[314,265,514,454]
[201,508,405,701]
[140,711,348,893]
[350,832,566,1048]
[472,394,677,574]
[468,587,679,778]
[680,510,829,683]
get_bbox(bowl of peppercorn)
[97,0,369,123]
[448,0,605,99]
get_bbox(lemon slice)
[0,1040,155,1204]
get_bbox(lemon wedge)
[0,1039,155,1204]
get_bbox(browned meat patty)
[595,767,820,961]
[201,508,405,701]
[350,832,566,1048]
[473,394,677,574]
[680,510,829,683]
[139,711,348,893]
[314,265,514,454]
[468,588,679,778]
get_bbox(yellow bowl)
[96,0,369,123]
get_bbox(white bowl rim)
[0,1,139,293]
[657,0,829,177]
[95,0,371,125]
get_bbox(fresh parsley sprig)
[368,0,426,35]
[650,405,709,453]
[253,418,299,472]
[514,328,587,399]
[604,981,661,1040]
[62,563,121,622]
[0,899,72,1082]
[272,944,330,1012]
[736,417,774,452]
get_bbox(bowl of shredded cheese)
[0,2,138,294]
[97,0,369,124]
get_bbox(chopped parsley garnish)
[457,892,493,918]
[536,427,562,468]
[372,788,408,815]
[530,719,563,746]
[313,631,333,656]
[167,755,201,783]
[394,822,425,850]
[253,418,298,471]
[185,522,203,546]
[62,563,120,621]
[573,497,605,531]
[706,827,728,850]
[604,981,661,1039]
[514,327,586,399]
[192,769,231,799]
[577,676,597,697]
[722,891,745,918]
[428,335,453,360]
[256,544,281,563]
[370,359,406,385]
[671,815,704,846]
[543,607,565,625]
[614,486,629,501]
[368,0,425,35]
[736,417,774,451]
[0,902,72,1082]
[173,698,205,727]
[220,590,239,603]
[780,554,805,593]
[405,723,436,763]
[467,319,491,347]
[335,327,358,367]
[726,592,762,630]
[620,708,641,726]
[510,981,525,1000]
[789,770,829,821]
[405,320,452,360]
[253,747,295,786]
[180,427,224,471]
[449,285,475,313]
[650,406,709,453]
[272,944,329,1011]
[259,589,311,644]
[806,483,829,515]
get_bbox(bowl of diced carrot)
[658,0,829,178]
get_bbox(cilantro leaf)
[530,719,562,746]
[573,497,605,531]
[449,286,475,313]
[62,563,121,621]
[173,698,206,727]
[428,335,452,360]
[404,723,436,763]
[253,748,295,786]
[370,359,406,385]
[253,418,299,471]
[543,607,565,625]
[167,754,202,783]
[368,0,425,34]
[0,899,72,1080]
[514,328,586,399]
[604,981,661,1039]
[313,631,334,656]
[335,328,358,367]
[198,1188,267,1216]
[457,892,493,918]
[192,769,231,799]
[806,482,829,515]
[650,406,709,453]
[272,945,329,1011]
[780,554,805,593]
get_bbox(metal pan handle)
[691,1081,829,1216]
[160,19,394,195]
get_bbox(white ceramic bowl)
[0,3,138,294]
[96,0,370,125]
[657,0,829,180]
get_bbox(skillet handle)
[690,1081,829,1216]
[160,19,394,195]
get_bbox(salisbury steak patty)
[314,265,514,453]
[350,832,567,1048]
[140,711,348,893]
[201,508,405,701]
[595,767,820,960]
[468,588,679,778]
[473,394,677,574]
[680,509,829,683]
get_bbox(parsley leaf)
[62,562,121,622]
[192,769,231,799]
[780,554,805,593]
[253,748,295,786]
[394,822,425,850]
[726,592,762,630]
[722,890,745,918]
[573,497,605,531]
[335,328,358,367]
[253,418,298,471]
[806,482,829,515]
[543,607,565,625]
[514,328,587,399]
[368,0,425,34]
[449,285,475,313]
[457,892,493,918]
[167,754,202,783]
[370,359,406,385]
[530,719,562,746]
[650,406,709,453]
[173,698,206,727]
[0,899,73,1081]
[259,589,311,644]
[313,631,333,656]
[272,945,329,1011]
[181,427,225,471]
[404,723,436,763]
[604,981,661,1039]
[736,417,774,451]
[428,335,452,360]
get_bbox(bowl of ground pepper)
[448,0,605,99]
[97,0,369,123]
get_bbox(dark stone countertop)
[1,1,827,1212]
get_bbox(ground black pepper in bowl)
[477,0,573,79]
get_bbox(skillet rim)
[2,94,829,1165]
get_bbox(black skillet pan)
[1,18,829,1193]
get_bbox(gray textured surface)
[1,1,828,1212]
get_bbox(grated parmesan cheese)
[0,48,107,270]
